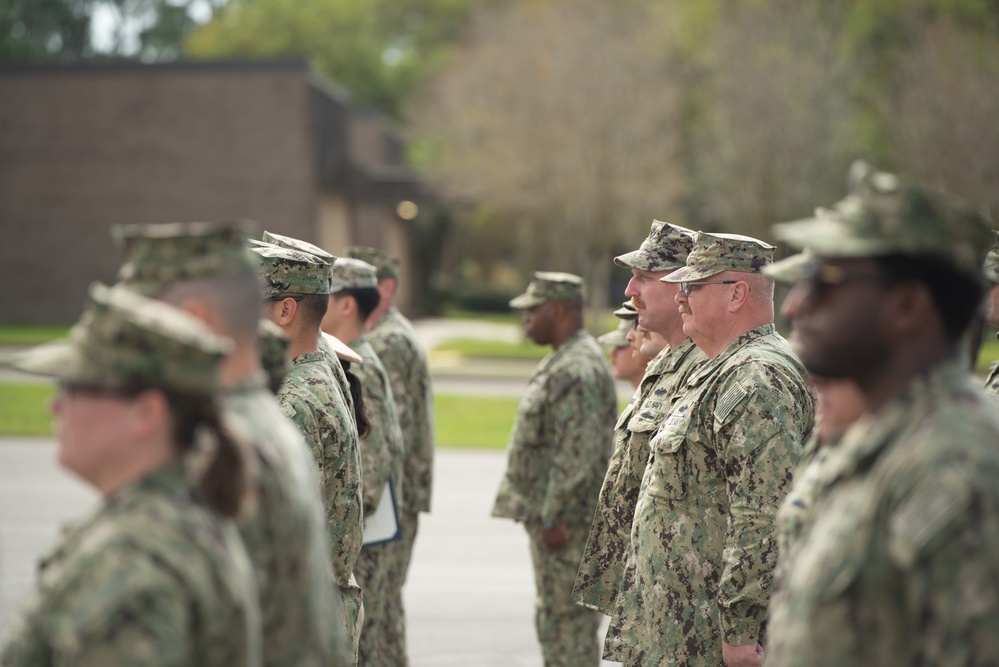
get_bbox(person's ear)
[729,281,751,312]
[275,297,298,326]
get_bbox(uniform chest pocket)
[511,388,547,447]
[643,426,687,501]
[787,491,873,603]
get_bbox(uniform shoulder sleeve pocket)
[888,468,971,568]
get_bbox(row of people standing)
[494,160,999,666]
[0,221,435,667]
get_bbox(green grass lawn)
[433,338,547,361]
[0,382,56,436]
[434,394,519,449]
[0,325,70,346]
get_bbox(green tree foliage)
[0,0,93,60]
[185,0,498,117]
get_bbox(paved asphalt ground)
[0,319,625,664]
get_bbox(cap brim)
[763,252,816,284]
[322,332,363,365]
[772,216,897,258]
[509,293,544,309]
[7,339,81,379]
[597,331,629,347]
[613,307,638,319]
[613,249,684,273]
[660,265,723,283]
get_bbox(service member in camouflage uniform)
[258,231,358,420]
[347,246,435,667]
[252,242,365,658]
[980,232,999,397]
[1,283,261,667]
[623,231,813,667]
[323,257,407,666]
[492,271,617,667]
[111,221,349,666]
[573,221,705,664]
[598,312,648,389]
[766,161,999,667]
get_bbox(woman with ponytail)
[0,283,261,667]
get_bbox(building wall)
[0,62,318,323]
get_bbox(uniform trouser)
[380,510,419,667]
[354,543,389,666]
[526,522,601,667]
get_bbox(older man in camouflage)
[492,271,617,667]
[979,233,999,397]
[252,242,365,659]
[623,231,813,667]
[110,221,349,666]
[765,161,999,667]
[323,257,406,667]
[572,221,706,665]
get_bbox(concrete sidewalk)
[0,439,617,666]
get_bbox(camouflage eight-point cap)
[252,243,332,298]
[111,220,258,297]
[983,231,999,283]
[509,271,586,309]
[772,160,994,280]
[330,257,378,292]
[613,301,638,320]
[614,220,695,272]
[262,231,338,264]
[11,282,231,392]
[346,246,400,280]
[598,319,634,348]
[662,231,775,283]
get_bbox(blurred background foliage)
[4,0,999,310]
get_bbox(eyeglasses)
[679,280,739,296]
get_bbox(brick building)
[0,59,426,323]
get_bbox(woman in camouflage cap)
[0,283,261,667]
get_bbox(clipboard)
[362,476,403,546]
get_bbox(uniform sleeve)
[712,365,811,644]
[540,365,615,525]
[355,363,396,515]
[890,466,999,666]
[48,552,194,667]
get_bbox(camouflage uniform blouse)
[367,306,435,515]
[349,337,405,516]
[984,361,999,398]
[223,374,348,667]
[318,333,357,425]
[627,324,812,666]
[573,338,703,614]
[492,329,617,527]
[0,465,261,667]
[277,350,364,653]
[767,362,999,667]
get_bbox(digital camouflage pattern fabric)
[345,245,400,280]
[277,350,364,657]
[366,306,435,667]
[493,329,617,666]
[111,220,258,297]
[330,258,378,292]
[318,333,358,429]
[767,363,999,667]
[572,338,705,663]
[251,244,332,298]
[10,283,231,393]
[614,220,695,272]
[662,231,775,283]
[350,336,406,667]
[223,374,350,667]
[625,324,813,666]
[508,272,586,309]
[0,465,261,667]
[772,160,994,281]
[984,357,999,399]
